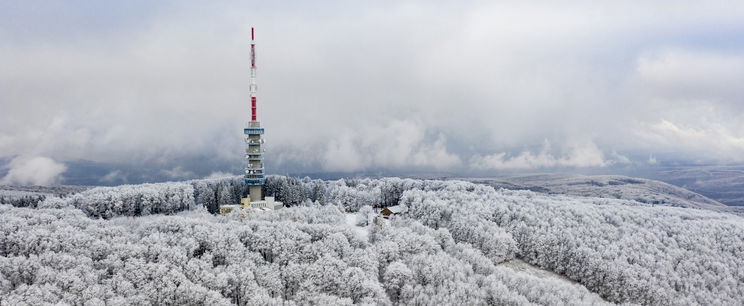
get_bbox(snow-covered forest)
[1,176,744,305]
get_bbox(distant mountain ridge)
[467,174,728,211]
[652,165,744,206]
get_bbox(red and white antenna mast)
[241,27,266,202]
[250,27,257,121]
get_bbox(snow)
[3,175,744,305]
[500,258,579,284]
[344,212,369,240]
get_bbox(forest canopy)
[1,176,743,305]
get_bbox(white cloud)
[203,171,235,180]
[648,155,658,165]
[323,131,366,172]
[161,166,195,179]
[1,156,67,186]
[411,135,461,170]
[470,141,610,170]
[637,49,744,104]
[610,151,631,164]
[100,170,126,184]
[321,120,461,172]
[636,120,744,161]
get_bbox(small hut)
[380,205,405,218]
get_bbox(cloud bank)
[1,156,67,186]
[2,1,744,182]
[320,120,460,172]
[470,141,615,170]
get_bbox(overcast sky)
[2,1,744,185]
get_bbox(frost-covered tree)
[3,176,744,305]
[356,206,374,226]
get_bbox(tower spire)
[250,27,257,121]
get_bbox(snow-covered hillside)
[1,176,743,305]
[0,185,90,208]
[654,165,744,207]
[468,174,727,210]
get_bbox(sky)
[2,0,744,185]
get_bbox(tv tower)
[220,27,282,215]
[244,27,265,201]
